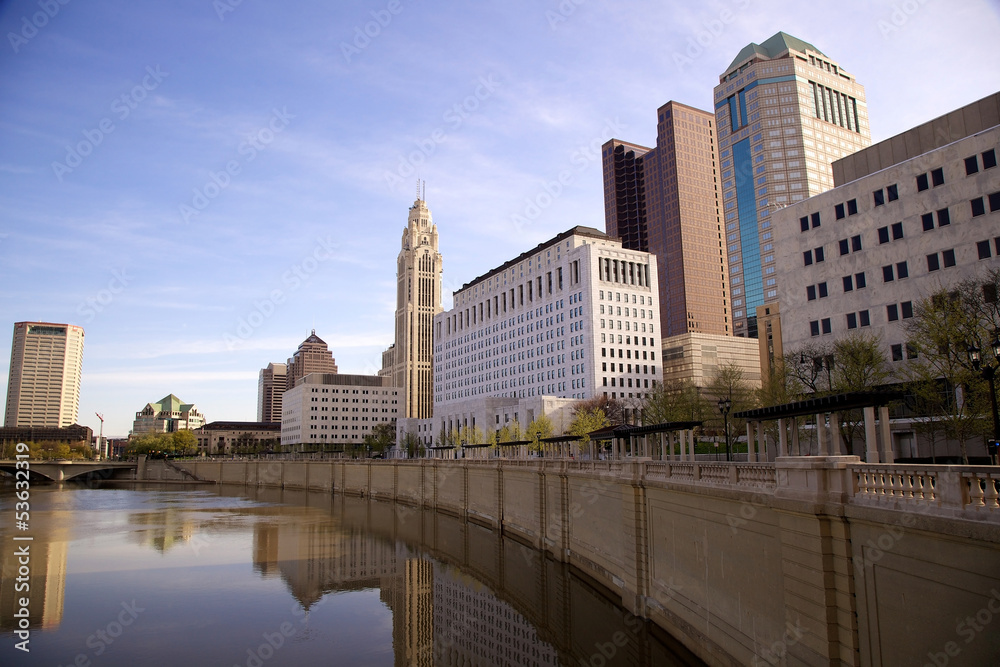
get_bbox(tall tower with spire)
[382,191,442,419]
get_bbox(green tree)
[525,414,554,452]
[641,378,710,425]
[363,422,396,455]
[830,331,893,455]
[705,362,758,456]
[567,406,608,457]
[171,430,198,456]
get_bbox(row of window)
[965,149,998,175]
[809,303,913,336]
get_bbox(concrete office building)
[661,332,761,389]
[603,101,730,338]
[381,195,443,419]
[399,227,659,446]
[714,32,870,338]
[194,421,281,456]
[280,373,400,447]
[773,94,1000,370]
[257,362,286,423]
[133,394,206,434]
[4,321,84,428]
[286,331,337,390]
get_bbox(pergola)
[585,421,703,461]
[734,390,904,463]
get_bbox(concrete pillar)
[879,405,894,463]
[829,412,842,456]
[817,414,829,456]
[864,406,879,463]
[757,422,767,462]
[778,418,788,457]
[746,423,755,462]
[790,420,800,456]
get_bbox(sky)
[1,0,999,436]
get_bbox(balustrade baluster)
[967,474,986,508]
[985,475,1000,509]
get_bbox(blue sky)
[2,0,999,436]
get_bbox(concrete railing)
[849,463,1000,520]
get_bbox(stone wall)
[167,457,1000,667]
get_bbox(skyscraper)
[382,196,443,419]
[602,101,729,339]
[257,362,286,422]
[4,322,84,428]
[285,330,338,390]
[714,31,870,338]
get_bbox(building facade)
[714,32,871,338]
[4,321,84,428]
[382,197,443,419]
[396,227,660,447]
[132,394,206,434]
[773,94,1000,368]
[603,101,729,338]
[194,421,281,456]
[257,362,286,423]
[661,332,761,389]
[285,331,338,390]
[280,373,400,447]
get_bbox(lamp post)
[718,397,732,462]
[968,337,1000,463]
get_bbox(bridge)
[0,460,136,482]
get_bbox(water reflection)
[0,484,701,666]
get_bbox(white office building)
[281,373,400,447]
[400,226,660,446]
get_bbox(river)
[1,482,703,666]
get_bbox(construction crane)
[95,412,105,460]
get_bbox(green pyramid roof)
[725,31,824,75]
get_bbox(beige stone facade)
[714,32,871,338]
[660,331,761,388]
[256,362,286,423]
[285,331,337,390]
[4,321,84,428]
[382,197,442,419]
[280,373,400,447]
[194,421,280,455]
[132,394,205,434]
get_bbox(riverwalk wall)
[167,457,1000,667]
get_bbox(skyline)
[2,1,1000,435]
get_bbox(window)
[800,216,809,232]
[847,313,857,329]
[892,222,903,239]
[896,261,909,279]
[984,149,998,170]
[887,184,899,201]
[839,239,850,255]
[917,173,929,191]
[943,248,956,267]
[966,156,980,175]
[979,240,993,260]
[891,344,903,362]
[847,199,858,215]
[989,192,1000,212]
[878,227,890,244]
[927,253,940,271]
[907,344,918,359]
[887,304,899,321]
[972,198,986,217]
[803,250,813,266]
[835,203,845,219]
[811,212,821,228]
[815,247,825,262]
[901,301,913,318]
[810,320,820,337]
[843,275,853,292]
[937,208,951,226]
[856,272,866,288]
[807,285,816,301]
[822,318,831,334]
[882,265,894,282]
[873,189,885,206]
[860,310,870,327]
[931,167,944,187]
[851,235,862,252]
[922,213,934,231]
[818,282,828,298]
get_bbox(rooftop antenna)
[422,180,426,202]
[416,179,421,201]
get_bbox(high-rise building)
[286,331,338,390]
[602,101,729,339]
[714,31,870,338]
[280,373,400,447]
[4,321,84,428]
[382,196,443,419]
[257,362,286,422]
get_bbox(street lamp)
[968,337,1000,462]
[718,397,732,462]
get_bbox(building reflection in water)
[0,510,68,631]
[250,512,559,667]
